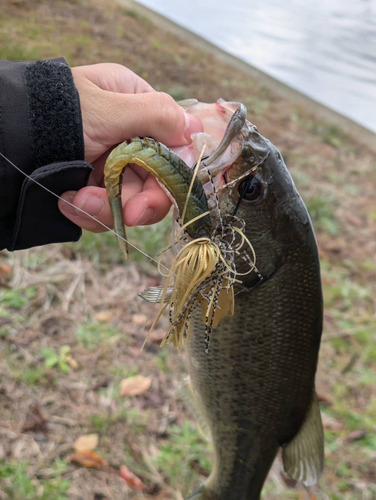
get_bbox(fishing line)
[233,174,253,217]
[0,150,174,273]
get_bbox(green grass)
[305,196,339,235]
[311,123,345,148]
[19,365,49,386]
[0,286,37,309]
[40,345,72,373]
[89,407,145,436]
[75,321,119,350]
[155,421,212,494]
[0,461,70,500]
[65,214,172,267]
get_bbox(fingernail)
[184,113,203,143]
[60,191,78,215]
[135,207,156,225]
[80,193,105,216]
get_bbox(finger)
[59,166,145,231]
[58,187,115,233]
[58,171,171,232]
[102,91,203,148]
[72,63,154,94]
[124,176,172,226]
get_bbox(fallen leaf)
[148,329,166,343]
[298,492,317,500]
[132,314,148,325]
[346,430,368,442]
[0,264,11,278]
[66,354,78,370]
[68,450,107,470]
[120,465,146,491]
[95,311,114,323]
[120,376,151,396]
[74,433,99,452]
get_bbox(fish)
[178,100,324,499]
[104,99,324,499]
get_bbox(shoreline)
[122,0,376,153]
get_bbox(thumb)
[102,91,203,148]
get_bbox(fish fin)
[176,378,212,442]
[282,391,324,487]
[185,485,205,499]
[138,286,173,304]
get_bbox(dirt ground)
[0,0,375,499]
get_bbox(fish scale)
[187,252,322,499]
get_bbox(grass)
[75,321,119,350]
[0,0,375,499]
[305,196,339,235]
[155,421,212,495]
[0,461,70,500]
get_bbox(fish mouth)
[173,99,271,195]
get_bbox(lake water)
[138,0,376,133]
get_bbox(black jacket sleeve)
[0,57,93,251]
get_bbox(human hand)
[58,63,203,232]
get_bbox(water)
[138,0,376,133]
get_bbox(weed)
[155,350,169,373]
[121,8,141,19]
[90,407,145,435]
[156,421,212,493]
[0,461,36,500]
[0,286,36,309]
[19,366,49,386]
[305,196,339,235]
[311,123,345,148]
[151,38,161,48]
[0,461,70,500]
[76,321,118,350]
[40,345,72,373]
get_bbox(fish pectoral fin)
[176,377,212,442]
[282,391,324,487]
[138,286,173,304]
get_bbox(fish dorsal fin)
[282,391,324,487]
[176,377,212,442]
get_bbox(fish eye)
[238,177,263,203]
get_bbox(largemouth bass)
[178,100,324,499]
[104,99,324,499]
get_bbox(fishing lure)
[103,134,256,352]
